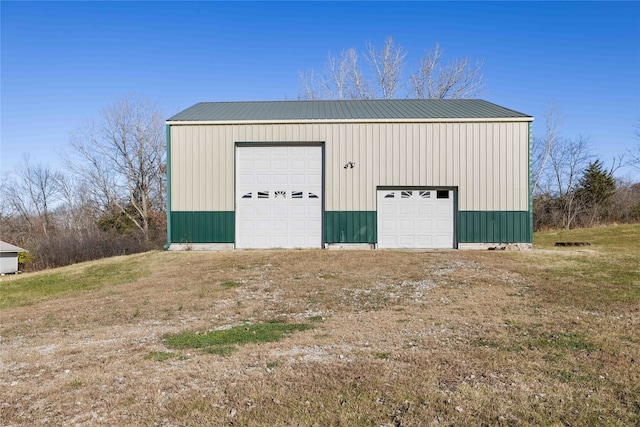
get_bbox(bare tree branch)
[626,119,640,170]
[547,135,593,229]
[410,43,484,99]
[365,36,407,99]
[4,156,64,236]
[298,38,483,101]
[532,102,562,195]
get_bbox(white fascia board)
[166,117,534,126]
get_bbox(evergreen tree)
[576,159,616,225]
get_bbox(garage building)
[165,99,533,250]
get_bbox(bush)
[21,229,161,271]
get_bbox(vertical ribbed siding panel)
[370,124,379,211]
[420,125,427,184]
[459,124,469,210]
[411,125,420,184]
[445,123,452,184]
[458,211,531,243]
[350,125,357,210]
[472,123,481,211]
[171,211,234,243]
[498,123,506,211]
[505,124,513,211]
[360,124,376,210]
[399,124,407,185]
[452,123,460,185]
[169,127,178,211]
[325,123,334,210]
[441,123,449,185]
[195,126,203,210]
[482,124,491,211]
[324,211,376,243]
[359,124,366,210]
[521,123,529,209]
[432,124,440,185]
[203,127,211,211]
[339,124,347,210]
[171,125,234,212]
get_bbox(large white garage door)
[236,146,322,249]
[377,189,455,249]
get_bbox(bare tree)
[55,173,96,236]
[298,38,483,100]
[410,43,484,99]
[299,49,373,100]
[532,102,562,195]
[66,94,165,241]
[298,69,320,100]
[547,135,592,229]
[365,36,407,99]
[3,156,63,236]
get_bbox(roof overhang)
[166,116,534,126]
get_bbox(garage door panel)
[377,189,454,249]
[436,205,452,215]
[399,205,414,215]
[415,219,432,230]
[256,159,271,169]
[290,159,306,169]
[434,235,451,246]
[435,220,451,231]
[256,174,272,185]
[398,220,414,231]
[308,175,322,185]
[415,235,433,247]
[417,205,433,215]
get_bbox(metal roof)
[167,99,532,123]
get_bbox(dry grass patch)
[1,226,638,426]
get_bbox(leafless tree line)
[1,94,166,270]
[299,37,484,100]
[532,105,640,230]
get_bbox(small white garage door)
[377,189,455,249]
[236,146,322,249]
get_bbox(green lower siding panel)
[170,211,235,243]
[458,211,532,243]
[325,211,376,244]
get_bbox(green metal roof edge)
[167,99,533,122]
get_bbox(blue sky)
[2,1,639,179]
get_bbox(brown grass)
[1,227,639,426]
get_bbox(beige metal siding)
[170,121,529,212]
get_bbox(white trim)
[166,117,533,126]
